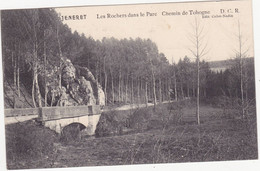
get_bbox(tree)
[235,20,249,118]
[188,17,209,125]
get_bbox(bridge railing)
[38,105,101,121]
[4,105,101,120]
[4,108,39,117]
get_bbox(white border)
[0,0,217,10]
[0,0,259,171]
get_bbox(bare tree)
[145,79,148,107]
[56,22,63,91]
[109,66,114,104]
[43,30,48,106]
[103,55,107,105]
[188,17,209,125]
[171,57,178,101]
[235,20,250,119]
[149,58,157,109]
[31,9,42,107]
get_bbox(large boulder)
[43,57,105,107]
[74,64,105,106]
[62,59,76,87]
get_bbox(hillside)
[208,57,254,72]
[4,78,35,108]
[3,58,105,109]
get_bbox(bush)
[206,96,245,119]
[150,104,183,129]
[5,120,58,162]
[128,107,152,131]
[207,96,240,109]
[95,110,126,137]
[129,103,183,131]
[96,102,184,137]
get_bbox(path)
[102,100,175,112]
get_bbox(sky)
[55,0,254,63]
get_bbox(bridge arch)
[4,105,102,135]
[60,122,87,141]
[43,114,101,135]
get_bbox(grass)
[5,100,258,169]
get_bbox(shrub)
[95,110,126,137]
[129,103,183,131]
[5,120,58,163]
[128,107,152,131]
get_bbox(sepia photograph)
[0,0,259,170]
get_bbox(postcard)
[0,0,258,170]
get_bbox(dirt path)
[103,100,175,112]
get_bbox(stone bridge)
[4,105,101,135]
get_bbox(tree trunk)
[125,69,128,103]
[13,51,17,94]
[174,78,177,101]
[137,77,140,104]
[145,80,148,107]
[245,69,248,116]
[110,67,114,104]
[99,57,102,87]
[131,74,134,104]
[12,50,16,108]
[103,56,107,105]
[159,77,162,103]
[196,58,200,125]
[151,61,157,109]
[34,40,42,108]
[240,57,244,118]
[168,78,171,102]
[35,66,42,107]
[32,69,36,108]
[17,42,21,98]
[187,82,190,98]
[148,82,150,101]
[192,81,195,97]
[56,24,63,90]
[95,60,99,83]
[32,14,38,108]
[44,31,48,107]
[118,65,122,102]
[181,80,184,99]
[238,21,245,119]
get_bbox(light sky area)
[55,0,254,63]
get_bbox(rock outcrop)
[45,57,105,107]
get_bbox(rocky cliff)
[4,57,105,108]
[45,58,105,107]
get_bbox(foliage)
[96,102,185,137]
[1,8,256,108]
[95,110,129,137]
[5,120,59,168]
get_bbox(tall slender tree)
[188,17,209,125]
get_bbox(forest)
[1,8,255,118]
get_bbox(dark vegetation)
[5,99,258,169]
[5,120,59,169]
[2,8,255,109]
